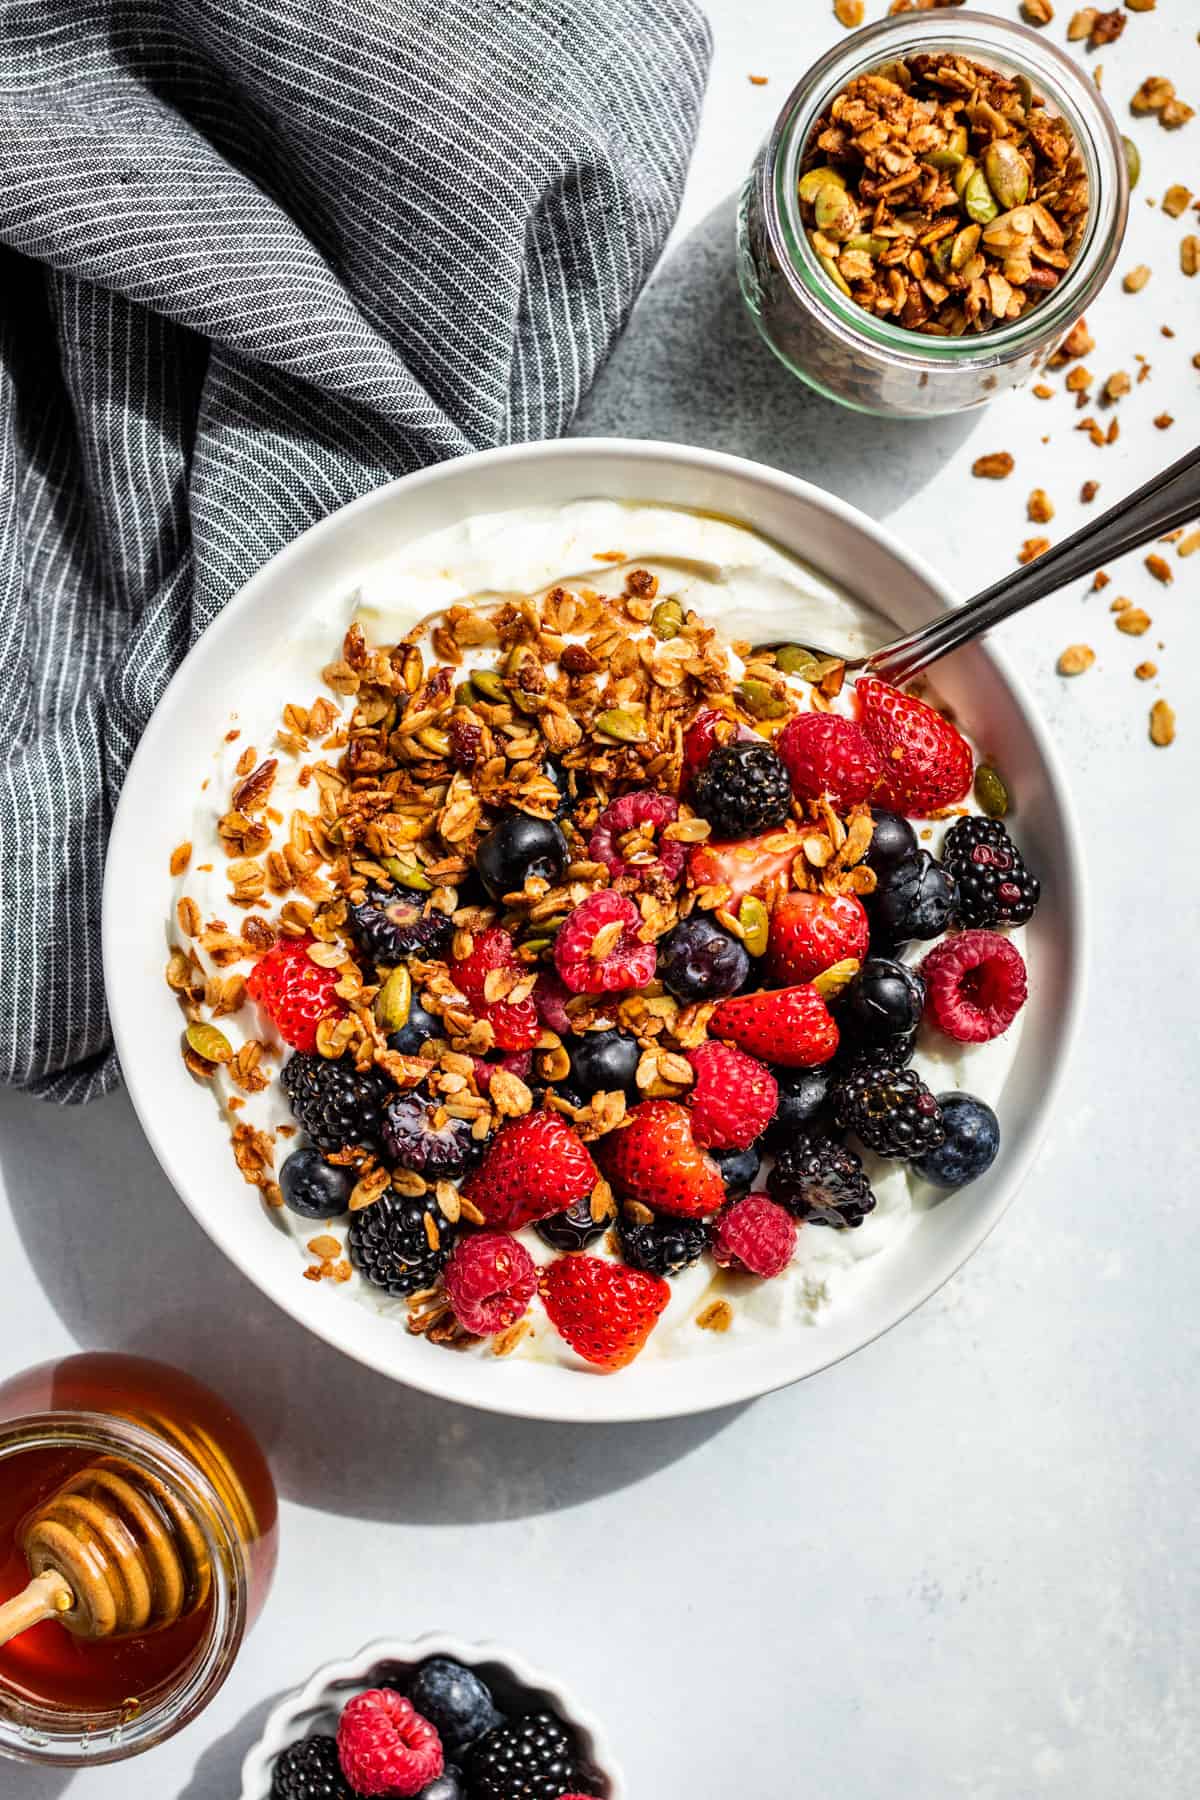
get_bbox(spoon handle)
[864,442,1200,687]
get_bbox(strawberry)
[855,676,973,816]
[452,926,540,1051]
[681,707,755,789]
[462,1111,598,1231]
[597,1099,725,1218]
[709,984,839,1068]
[687,828,803,905]
[766,890,869,985]
[776,710,884,807]
[245,934,344,1052]
[685,1041,778,1151]
[539,1254,669,1371]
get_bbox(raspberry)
[855,677,973,816]
[766,890,870,986]
[709,983,839,1068]
[685,1042,778,1151]
[533,968,574,1035]
[598,1099,726,1218]
[776,711,884,808]
[539,1254,669,1370]
[588,789,685,886]
[681,706,755,788]
[470,1050,533,1094]
[553,892,656,995]
[920,929,1028,1043]
[462,1110,598,1231]
[336,1689,443,1798]
[444,1232,537,1336]
[453,927,540,1051]
[246,935,344,1053]
[713,1194,797,1278]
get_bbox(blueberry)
[542,755,574,820]
[914,1092,999,1189]
[381,1094,486,1178]
[869,850,956,946]
[658,915,750,1002]
[475,813,568,900]
[418,1771,464,1800]
[279,1149,351,1219]
[406,1659,502,1759]
[765,1069,832,1148]
[711,1143,761,1199]
[568,1029,640,1097]
[842,957,925,1045]
[862,810,919,881]
[387,999,442,1056]
[536,1194,609,1251]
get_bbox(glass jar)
[736,10,1128,417]
[0,1353,277,1767]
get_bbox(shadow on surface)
[177,1688,282,1800]
[2,1090,741,1525]
[572,190,975,513]
[2,1772,71,1799]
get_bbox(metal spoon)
[762,444,1200,686]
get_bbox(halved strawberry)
[462,1111,598,1231]
[776,711,884,808]
[855,677,973,816]
[539,1255,669,1371]
[766,890,869,986]
[597,1099,725,1218]
[687,828,804,905]
[709,984,839,1067]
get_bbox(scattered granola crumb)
[1028,488,1055,523]
[1110,595,1131,612]
[1021,0,1053,21]
[1104,370,1131,400]
[1145,553,1173,584]
[1093,570,1111,590]
[1066,365,1093,393]
[1019,537,1052,563]
[1066,7,1097,38]
[1135,661,1158,680]
[1178,530,1200,557]
[1181,237,1200,276]
[1089,7,1125,44]
[972,452,1015,479]
[1163,185,1193,218]
[169,841,192,876]
[696,1298,734,1333]
[1149,699,1175,746]
[1057,644,1096,676]
[1106,416,1120,444]
[1033,383,1055,399]
[1081,480,1100,502]
[1153,411,1174,428]
[1116,608,1152,636]
[1161,324,1175,337]
[834,0,864,24]
[748,73,769,84]
[1122,264,1151,292]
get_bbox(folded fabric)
[0,0,710,1100]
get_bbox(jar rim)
[761,9,1129,365]
[0,1410,248,1767]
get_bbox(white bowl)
[104,439,1086,1425]
[239,1634,624,1798]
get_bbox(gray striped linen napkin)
[0,0,711,1102]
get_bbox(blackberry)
[348,889,453,966]
[833,1063,946,1161]
[280,1054,394,1153]
[691,739,792,838]
[465,1713,593,1800]
[381,1092,486,1180]
[711,1143,761,1199]
[941,816,1040,928]
[767,1131,876,1229]
[347,1187,459,1297]
[269,1735,358,1800]
[405,1658,501,1758]
[618,1212,710,1276]
[868,849,956,947]
[535,1194,609,1252]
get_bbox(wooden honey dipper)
[0,1416,256,1650]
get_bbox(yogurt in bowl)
[165,499,1034,1376]
[104,439,1084,1423]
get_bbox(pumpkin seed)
[983,141,1029,210]
[375,965,413,1033]
[798,165,846,205]
[382,855,432,891]
[736,678,789,720]
[950,223,982,271]
[812,958,860,1000]
[454,680,474,707]
[417,727,452,757]
[470,669,507,703]
[814,183,858,241]
[845,233,888,255]
[973,765,1010,818]
[816,249,852,296]
[737,896,769,959]
[876,59,912,89]
[1121,135,1140,190]
[964,167,1000,225]
[953,157,977,201]
[595,706,648,742]
[775,644,843,681]
[1015,73,1034,113]
[185,1022,233,1065]
[924,147,964,172]
[650,598,684,641]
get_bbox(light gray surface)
[3,4,1199,1795]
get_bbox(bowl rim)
[237,1632,626,1799]
[103,437,1088,1424]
